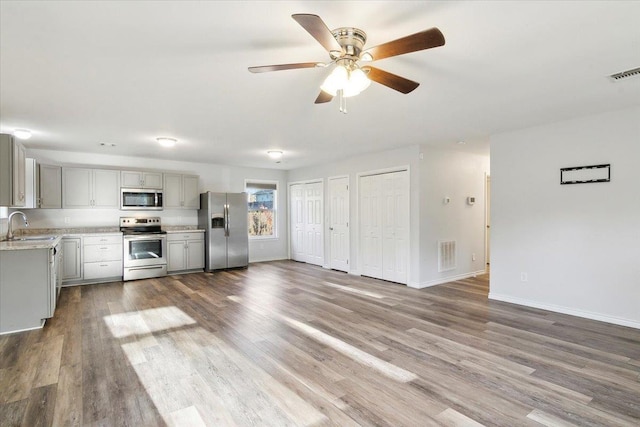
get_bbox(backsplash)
[6,207,197,231]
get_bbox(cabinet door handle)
[100,247,108,250]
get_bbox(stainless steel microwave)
[121,188,163,210]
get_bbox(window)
[245,180,277,239]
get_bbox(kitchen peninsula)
[0,235,62,334]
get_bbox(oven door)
[123,234,167,268]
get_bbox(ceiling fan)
[248,14,445,112]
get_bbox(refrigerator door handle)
[224,203,230,237]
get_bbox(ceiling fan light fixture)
[156,137,177,147]
[321,64,371,97]
[360,52,373,62]
[320,65,349,96]
[348,68,371,93]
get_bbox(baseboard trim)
[409,270,486,289]
[249,256,288,264]
[488,293,640,329]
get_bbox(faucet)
[6,211,29,240]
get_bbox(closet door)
[360,174,383,279]
[290,184,305,262]
[304,182,324,266]
[382,171,409,284]
[329,176,350,272]
[359,170,409,284]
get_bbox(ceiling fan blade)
[363,66,420,94]
[315,91,333,104]
[248,62,323,73]
[292,14,342,53]
[361,28,445,61]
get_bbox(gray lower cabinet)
[61,237,82,282]
[167,232,204,273]
[83,235,122,280]
[0,248,54,334]
[62,234,123,285]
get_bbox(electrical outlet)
[64,217,71,224]
[472,253,476,261]
[520,272,528,282]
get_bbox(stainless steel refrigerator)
[198,192,249,270]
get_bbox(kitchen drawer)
[167,232,204,242]
[83,235,122,245]
[83,243,122,262]
[83,261,122,280]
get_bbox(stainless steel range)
[121,217,167,281]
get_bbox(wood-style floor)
[1,261,639,426]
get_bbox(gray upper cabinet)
[164,173,199,209]
[0,133,26,207]
[38,164,62,208]
[121,170,163,189]
[62,167,120,209]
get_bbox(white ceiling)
[1,1,639,170]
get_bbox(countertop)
[164,228,205,233]
[0,235,63,251]
[1,226,203,250]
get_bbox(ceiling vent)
[609,67,640,82]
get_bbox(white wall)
[418,147,489,286]
[490,106,640,328]
[18,149,289,263]
[287,144,489,288]
[288,145,421,283]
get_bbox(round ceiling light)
[13,129,32,140]
[267,150,283,160]
[157,137,177,147]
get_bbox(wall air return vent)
[609,67,640,82]
[438,240,456,272]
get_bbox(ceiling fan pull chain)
[339,89,347,114]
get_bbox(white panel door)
[382,173,397,282]
[391,171,409,284]
[359,174,383,279]
[289,184,305,262]
[360,171,408,284]
[304,182,324,266]
[329,177,349,272]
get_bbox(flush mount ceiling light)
[13,129,32,140]
[157,137,177,147]
[267,150,284,162]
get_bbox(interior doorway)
[328,176,349,272]
[485,174,491,266]
[289,181,324,266]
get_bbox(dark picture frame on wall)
[560,164,610,185]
